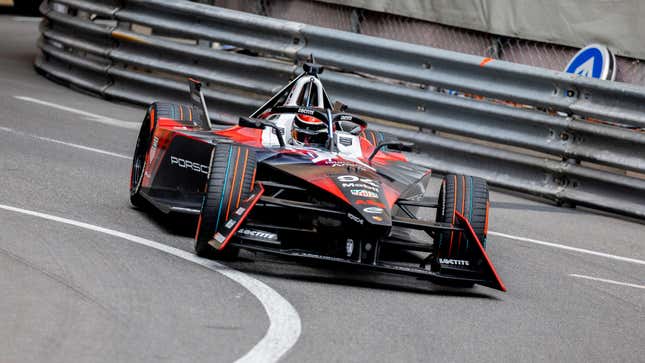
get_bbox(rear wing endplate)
[188,78,212,130]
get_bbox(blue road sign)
[565,44,616,81]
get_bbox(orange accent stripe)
[112,30,147,44]
[480,57,493,67]
[179,105,183,120]
[150,108,155,131]
[250,167,257,192]
[225,148,241,220]
[462,176,466,213]
[188,107,193,122]
[195,215,203,240]
[458,175,466,251]
[235,149,249,209]
[448,175,457,256]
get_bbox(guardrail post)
[255,0,268,16]
[488,37,503,59]
[350,9,363,34]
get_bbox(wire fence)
[195,0,645,87]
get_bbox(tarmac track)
[0,16,643,363]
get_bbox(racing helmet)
[291,113,328,146]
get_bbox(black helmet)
[292,113,328,146]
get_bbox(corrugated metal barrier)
[35,0,645,218]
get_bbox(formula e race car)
[129,62,505,291]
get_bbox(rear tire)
[130,102,197,208]
[130,111,154,208]
[195,144,257,259]
[154,102,201,124]
[435,174,489,258]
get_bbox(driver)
[291,113,328,147]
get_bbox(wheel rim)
[131,148,145,194]
[131,119,151,195]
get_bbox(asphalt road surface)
[1,16,643,363]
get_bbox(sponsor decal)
[340,114,353,121]
[308,152,374,171]
[337,175,379,188]
[331,163,354,168]
[271,127,285,135]
[363,207,384,214]
[438,258,470,266]
[235,207,246,216]
[170,155,209,174]
[297,108,315,115]
[356,199,385,208]
[338,175,358,182]
[225,219,236,229]
[321,159,351,167]
[338,137,352,146]
[341,183,379,192]
[347,212,363,225]
[214,233,225,243]
[372,215,383,222]
[350,189,378,198]
[149,136,159,159]
[237,228,278,241]
[317,159,367,171]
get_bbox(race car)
[129,62,505,291]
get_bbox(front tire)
[195,144,257,259]
[435,174,489,258]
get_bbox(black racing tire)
[195,144,257,259]
[154,102,200,124]
[130,102,196,208]
[435,174,489,258]
[130,109,154,208]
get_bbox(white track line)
[489,231,645,266]
[11,17,43,22]
[0,127,130,159]
[570,274,645,290]
[0,203,301,363]
[14,96,139,130]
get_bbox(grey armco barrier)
[35,0,645,218]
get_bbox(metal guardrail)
[36,0,645,218]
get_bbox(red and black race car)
[130,63,505,291]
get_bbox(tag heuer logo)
[350,189,378,198]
